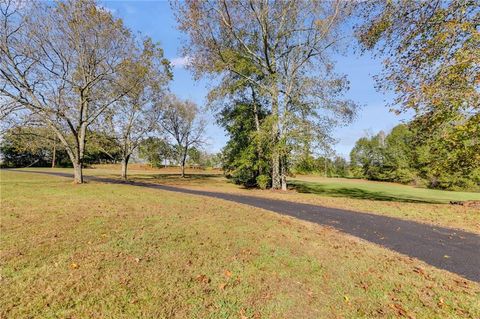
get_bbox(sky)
[101,0,412,158]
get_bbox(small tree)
[104,38,171,180]
[160,96,206,177]
[138,137,174,168]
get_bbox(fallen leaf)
[437,297,444,308]
[195,274,210,284]
[389,303,415,318]
[413,266,425,275]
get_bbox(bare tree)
[103,39,172,180]
[0,0,135,183]
[174,0,357,190]
[160,95,206,177]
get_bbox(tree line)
[0,126,220,171]
[1,0,478,190]
[350,124,480,191]
[0,0,205,181]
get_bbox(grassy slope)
[1,170,479,318]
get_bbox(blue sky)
[102,0,412,158]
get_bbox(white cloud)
[171,56,192,68]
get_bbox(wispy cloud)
[171,56,191,68]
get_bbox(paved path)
[14,170,480,282]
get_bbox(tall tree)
[104,38,171,180]
[159,95,206,177]
[0,0,135,183]
[174,0,357,190]
[357,0,479,175]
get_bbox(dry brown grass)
[1,170,479,318]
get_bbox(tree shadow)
[128,173,225,185]
[289,181,440,204]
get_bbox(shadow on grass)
[128,173,225,185]
[289,181,440,204]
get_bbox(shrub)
[256,174,271,190]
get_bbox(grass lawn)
[290,175,480,204]
[1,170,479,318]
[74,166,480,234]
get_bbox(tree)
[104,38,171,180]
[350,134,386,181]
[349,123,479,190]
[219,99,270,187]
[138,137,175,168]
[357,0,479,176]
[175,0,358,190]
[159,95,206,177]
[0,126,66,168]
[0,126,121,168]
[0,0,135,183]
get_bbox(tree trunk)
[251,86,264,176]
[280,157,287,191]
[73,161,83,184]
[271,86,281,189]
[73,135,85,184]
[324,158,327,178]
[121,154,130,180]
[181,145,188,178]
[271,151,281,189]
[51,142,56,168]
[181,159,186,178]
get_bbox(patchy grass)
[14,167,480,233]
[1,170,479,318]
[82,167,479,234]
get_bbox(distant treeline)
[349,124,479,191]
[0,127,220,170]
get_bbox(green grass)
[1,170,479,318]
[9,167,480,233]
[290,175,480,204]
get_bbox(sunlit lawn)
[70,165,480,234]
[290,175,480,204]
[1,170,479,318]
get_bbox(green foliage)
[219,101,270,188]
[0,127,120,168]
[0,131,60,168]
[350,124,479,191]
[256,174,271,190]
[293,155,349,178]
[358,1,479,123]
[357,1,479,190]
[138,137,174,168]
[84,131,122,165]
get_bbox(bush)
[256,174,271,190]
